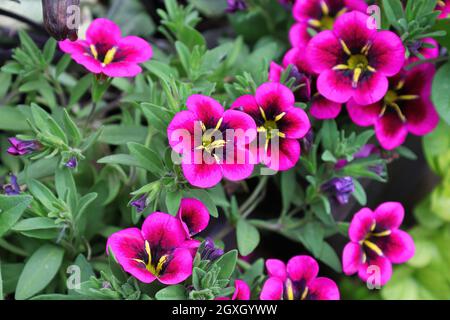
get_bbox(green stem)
[239,176,269,213]
[0,239,28,257]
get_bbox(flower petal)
[358,255,393,286]
[222,147,254,182]
[346,99,381,126]
[59,39,89,56]
[222,109,257,144]
[316,69,353,103]
[261,138,301,171]
[260,277,284,300]
[269,61,283,83]
[106,228,156,283]
[308,277,340,300]
[374,113,408,150]
[141,212,186,250]
[116,36,153,63]
[278,107,311,139]
[186,94,224,127]
[286,255,319,284]
[167,110,197,154]
[379,230,415,264]
[342,242,364,275]
[158,248,194,285]
[232,280,251,300]
[310,95,342,119]
[266,259,287,280]
[86,18,121,45]
[181,154,223,188]
[69,54,103,74]
[255,83,295,114]
[306,30,341,73]
[370,31,405,76]
[373,202,404,230]
[353,72,389,105]
[289,22,313,49]
[177,198,210,237]
[349,208,375,242]
[333,12,376,49]
[103,62,143,78]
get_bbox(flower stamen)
[90,44,98,60]
[103,46,118,66]
[340,39,352,56]
[363,240,383,256]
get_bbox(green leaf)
[68,74,92,107]
[0,195,33,237]
[99,125,147,145]
[0,106,29,131]
[236,219,260,256]
[316,242,342,273]
[396,146,418,160]
[62,109,82,146]
[299,222,324,256]
[27,179,58,211]
[55,55,72,78]
[320,120,338,151]
[43,38,57,63]
[165,190,183,216]
[143,60,179,82]
[127,142,165,176]
[155,285,187,300]
[382,0,405,29]
[98,154,142,168]
[15,244,64,300]
[0,72,12,99]
[352,179,367,206]
[432,63,450,125]
[12,217,61,240]
[214,250,238,280]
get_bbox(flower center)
[285,278,309,300]
[360,223,392,263]
[196,118,227,157]
[379,80,419,123]
[133,240,169,277]
[332,40,377,88]
[90,44,118,67]
[308,2,346,31]
[257,107,286,151]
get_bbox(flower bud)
[42,0,80,41]
[321,177,355,205]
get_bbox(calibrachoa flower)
[1,174,21,196]
[260,255,339,300]
[167,94,257,188]
[306,11,405,105]
[226,0,247,13]
[231,83,311,171]
[7,138,40,156]
[290,0,367,48]
[347,63,439,150]
[437,0,450,19]
[321,176,354,205]
[59,18,152,77]
[342,202,415,286]
[270,48,343,119]
[217,280,251,300]
[107,204,207,284]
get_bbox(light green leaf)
[237,219,260,256]
[0,195,33,237]
[127,142,165,176]
[155,285,187,300]
[432,63,450,125]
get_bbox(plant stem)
[239,176,269,213]
[0,238,28,257]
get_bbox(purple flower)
[342,202,415,286]
[65,157,78,169]
[200,238,224,261]
[321,177,354,205]
[2,174,21,196]
[226,0,247,13]
[7,138,40,156]
[131,195,148,213]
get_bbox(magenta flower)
[290,0,367,48]
[347,63,439,150]
[306,11,405,106]
[177,198,210,238]
[260,255,339,300]
[217,280,251,300]
[7,138,40,156]
[168,95,257,188]
[231,83,311,171]
[269,48,343,119]
[59,18,152,78]
[342,202,415,286]
[437,0,450,19]
[107,211,199,284]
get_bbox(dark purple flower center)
[133,240,172,277]
[361,222,391,263]
[197,118,227,156]
[379,80,419,123]
[284,278,312,300]
[258,107,286,151]
[308,2,347,31]
[88,43,124,66]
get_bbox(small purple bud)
[278,0,295,9]
[2,174,21,196]
[226,0,247,13]
[102,281,112,289]
[300,129,314,153]
[201,238,224,261]
[65,157,78,169]
[131,195,147,213]
[321,177,355,205]
[7,138,40,156]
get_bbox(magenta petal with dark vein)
[342,242,364,275]
[181,155,223,188]
[232,280,251,300]
[369,31,405,76]
[286,255,319,284]
[255,83,295,112]
[358,255,393,286]
[316,69,353,103]
[289,22,313,49]
[279,107,311,139]
[86,18,121,45]
[346,99,381,126]
[332,11,376,49]
[374,112,408,150]
[141,212,187,249]
[157,248,194,285]
[306,30,341,73]
[261,138,301,171]
[349,208,375,242]
[379,230,415,264]
[353,71,389,105]
[186,94,224,126]
[373,202,404,230]
[177,198,210,237]
[310,95,342,119]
